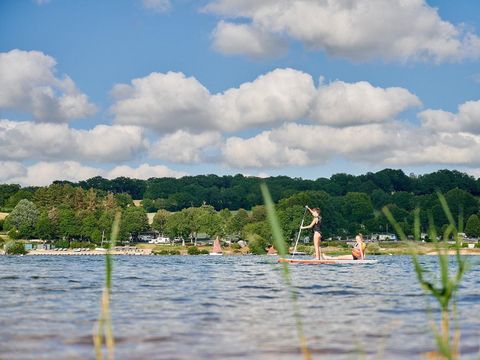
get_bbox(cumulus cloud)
[223,131,309,168]
[0,49,96,122]
[221,119,480,169]
[112,68,316,132]
[150,130,222,163]
[221,122,416,168]
[106,163,186,180]
[1,161,186,186]
[420,100,480,134]
[111,71,213,132]
[310,81,421,126]
[211,68,315,131]
[141,0,171,13]
[6,161,101,187]
[0,120,148,162]
[112,68,421,132]
[203,0,480,62]
[0,161,26,182]
[212,21,288,59]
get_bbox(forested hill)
[1,169,479,212]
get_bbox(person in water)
[301,206,323,259]
[325,234,367,260]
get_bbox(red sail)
[212,237,222,253]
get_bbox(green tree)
[342,192,374,224]
[4,189,36,210]
[165,211,191,240]
[196,205,222,239]
[152,209,171,235]
[371,189,390,210]
[80,211,99,242]
[6,199,39,238]
[115,193,134,209]
[242,220,271,241]
[465,214,480,238]
[119,206,149,241]
[218,209,232,238]
[36,212,55,240]
[58,206,80,240]
[278,205,305,242]
[228,208,249,237]
[251,205,267,222]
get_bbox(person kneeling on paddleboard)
[351,234,367,260]
[301,206,324,260]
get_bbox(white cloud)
[389,132,480,166]
[310,81,421,126]
[223,131,310,168]
[212,21,287,59]
[211,68,315,131]
[221,120,480,169]
[204,0,480,62]
[150,130,222,163]
[111,71,214,132]
[1,161,186,186]
[112,68,316,132]
[0,162,26,182]
[0,120,148,162]
[0,49,96,122]
[141,0,171,13]
[420,100,480,134]
[465,168,480,179]
[106,163,186,180]
[6,161,101,187]
[112,68,420,132]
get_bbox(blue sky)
[1,0,480,185]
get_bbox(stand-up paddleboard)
[279,258,378,264]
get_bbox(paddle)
[292,206,308,258]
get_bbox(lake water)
[1,255,479,359]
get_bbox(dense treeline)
[1,169,480,248]
[11,169,479,212]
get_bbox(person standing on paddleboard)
[301,206,323,260]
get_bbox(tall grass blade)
[261,183,311,360]
[382,194,469,360]
[93,211,121,360]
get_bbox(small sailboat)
[209,237,223,256]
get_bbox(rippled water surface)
[1,255,479,359]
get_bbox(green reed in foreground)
[93,211,121,360]
[261,183,312,360]
[383,193,467,360]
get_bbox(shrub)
[295,244,313,254]
[70,241,94,249]
[366,242,381,255]
[4,241,27,255]
[8,227,21,240]
[153,249,181,255]
[230,243,241,250]
[187,246,208,255]
[54,239,70,249]
[248,235,269,255]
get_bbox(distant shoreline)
[12,248,480,256]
